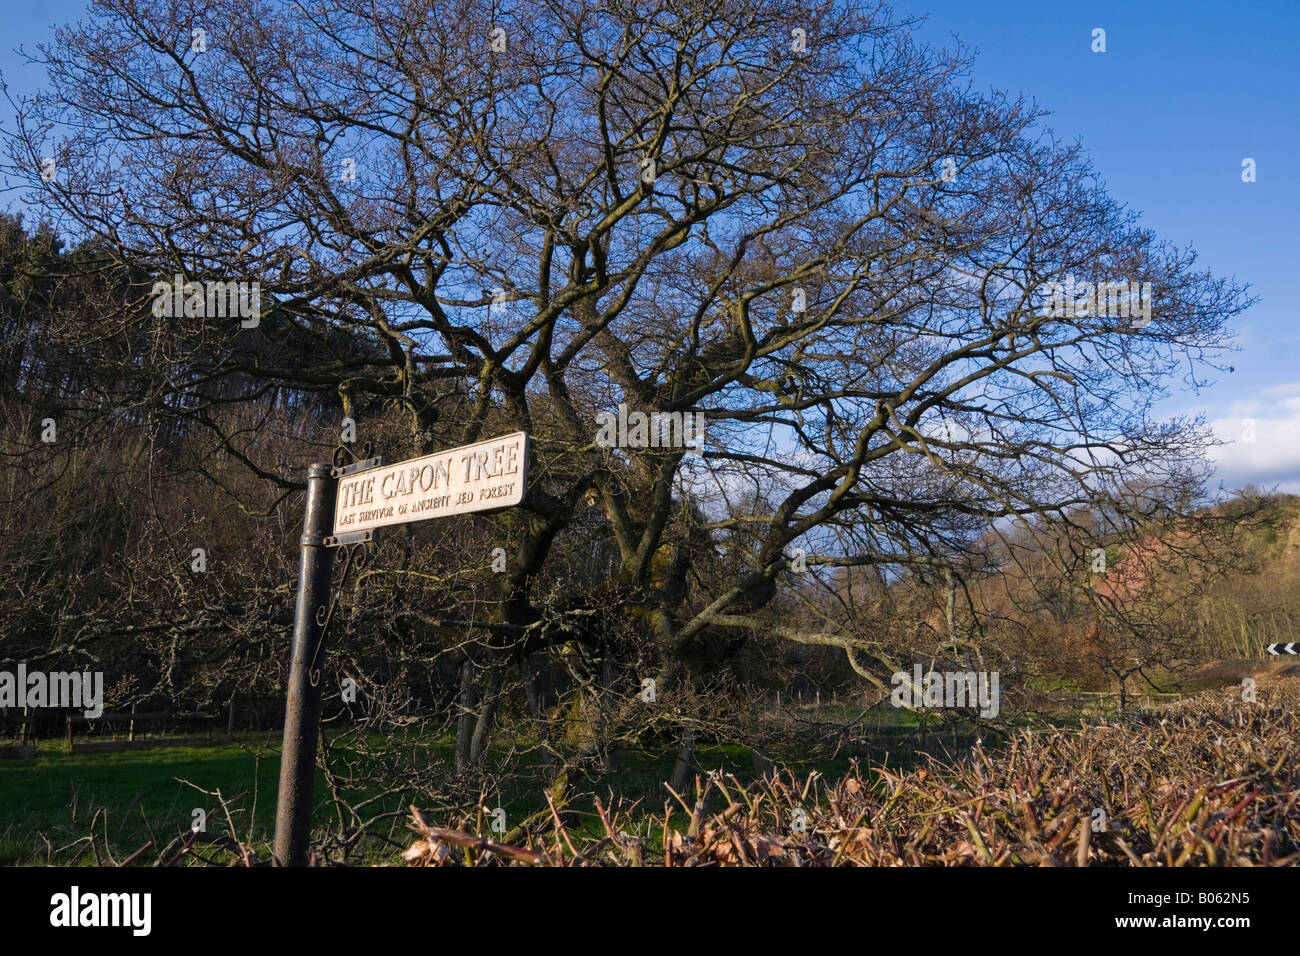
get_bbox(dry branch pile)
[405,684,1300,866]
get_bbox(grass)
[0,736,287,865]
[0,705,1019,865]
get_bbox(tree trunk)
[669,726,696,794]
[469,664,503,764]
[600,650,619,772]
[454,658,475,773]
[519,652,556,769]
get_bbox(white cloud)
[1205,382,1300,492]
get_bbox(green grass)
[0,736,286,865]
[0,710,1023,865]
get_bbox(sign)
[1266,643,1299,655]
[332,431,529,535]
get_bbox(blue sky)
[3,0,1297,493]
[892,0,1300,492]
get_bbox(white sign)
[332,432,529,535]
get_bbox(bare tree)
[3,0,1251,808]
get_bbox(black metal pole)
[274,462,337,866]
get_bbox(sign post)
[273,432,530,865]
[273,462,337,867]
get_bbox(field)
[0,719,885,865]
[4,678,1295,867]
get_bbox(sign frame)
[331,431,530,537]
